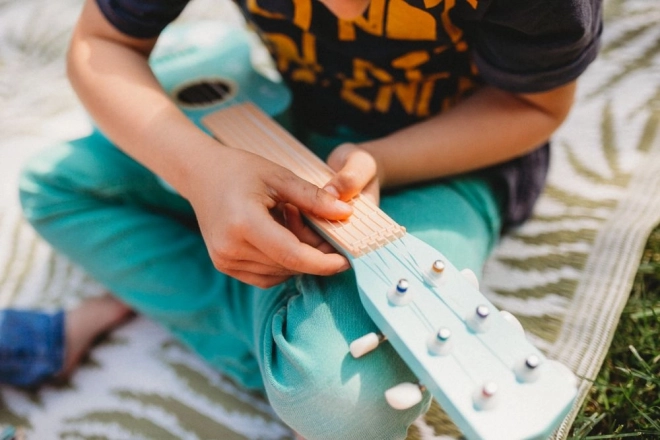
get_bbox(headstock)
[348,233,578,440]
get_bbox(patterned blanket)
[2,0,660,438]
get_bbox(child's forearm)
[359,82,576,189]
[66,0,224,199]
[65,1,355,287]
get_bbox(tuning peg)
[387,278,414,306]
[472,381,499,411]
[427,327,453,356]
[460,268,479,289]
[499,310,525,335]
[349,332,387,358]
[423,259,446,286]
[514,354,542,383]
[385,382,425,410]
[466,304,492,333]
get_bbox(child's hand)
[187,148,352,288]
[324,143,381,205]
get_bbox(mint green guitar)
[149,23,578,440]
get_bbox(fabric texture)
[0,310,64,387]
[94,0,603,228]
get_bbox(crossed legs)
[19,130,501,438]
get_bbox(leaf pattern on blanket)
[2,1,660,440]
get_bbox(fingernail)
[323,185,340,198]
[334,199,352,213]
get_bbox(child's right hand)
[185,147,353,288]
[67,0,352,288]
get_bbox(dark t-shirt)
[95,0,603,227]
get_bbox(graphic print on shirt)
[243,0,483,134]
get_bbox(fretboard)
[202,103,406,257]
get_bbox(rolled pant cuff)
[0,309,65,387]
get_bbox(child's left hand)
[278,143,381,260]
[324,143,381,206]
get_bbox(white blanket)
[2,0,660,438]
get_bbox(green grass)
[570,226,660,439]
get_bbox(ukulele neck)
[202,102,406,258]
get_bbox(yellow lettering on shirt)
[341,53,454,116]
[386,0,436,40]
[375,82,417,113]
[391,51,430,79]
[338,0,386,40]
[263,32,322,84]
[440,0,467,51]
[292,0,312,30]
[416,71,451,115]
[247,0,286,19]
[341,58,393,111]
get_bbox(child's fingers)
[283,204,337,254]
[221,268,292,289]
[245,212,350,276]
[267,168,353,221]
[324,143,378,201]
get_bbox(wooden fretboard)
[202,103,406,257]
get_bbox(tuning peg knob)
[466,305,492,333]
[499,310,525,335]
[427,327,453,356]
[460,268,479,289]
[387,278,414,306]
[385,382,425,410]
[349,332,386,358]
[472,381,499,411]
[514,354,542,383]
[423,259,446,286]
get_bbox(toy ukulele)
[201,103,578,440]
[149,24,578,440]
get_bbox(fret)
[202,103,406,257]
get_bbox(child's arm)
[324,0,601,201]
[67,0,352,288]
[324,81,575,200]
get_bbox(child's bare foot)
[58,294,133,380]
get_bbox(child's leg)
[20,131,502,439]
[19,131,264,389]
[251,177,503,439]
[62,294,133,378]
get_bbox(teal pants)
[19,124,502,439]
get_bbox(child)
[19,0,602,438]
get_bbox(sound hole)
[175,79,234,106]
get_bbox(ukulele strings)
[361,247,486,385]
[391,236,517,371]
[222,107,447,356]
[211,105,405,257]
[204,104,504,380]
[208,104,456,334]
